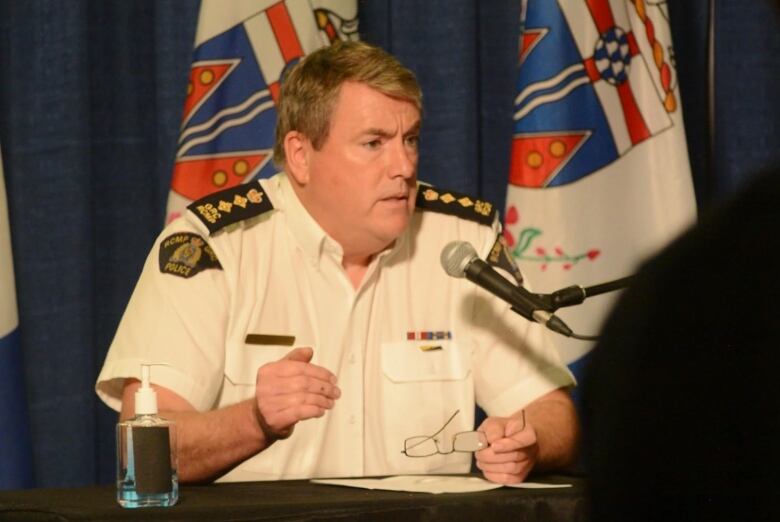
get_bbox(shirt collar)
[276,172,337,264]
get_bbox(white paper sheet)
[311,475,572,494]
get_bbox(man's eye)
[364,139,382,149]
[405,135,420,148]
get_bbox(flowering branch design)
[503,205,600,271]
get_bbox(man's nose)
[388,138,416,179]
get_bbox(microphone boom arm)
[536,275,636,312]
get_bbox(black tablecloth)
[0,474,588,522]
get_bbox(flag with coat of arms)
[166,0,358,223]
[0,147,34,489]
[504,0,697,380]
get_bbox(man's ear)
[284,131,311,186]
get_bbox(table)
[0,474,588,521]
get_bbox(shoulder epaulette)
[415,185,497,226]
[187,182,274,235]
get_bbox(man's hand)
[475,412,538,484]
[253,347,341,442]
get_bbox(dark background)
[1,0,778,487]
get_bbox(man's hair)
[273,41,422,166]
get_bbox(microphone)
[440,241,574,337]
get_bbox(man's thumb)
[284,346,314,363]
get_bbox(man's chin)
[371,219,410,247]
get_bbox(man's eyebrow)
[360,121,421,139]
[404,121,421,135]
[361,128,395,139]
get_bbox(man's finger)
[290,404,329,420]
[306,379,341,398]
[476,459,524,475]
[262,374,340,398]
[482,471,526,485]
[258,399,332,435]
[267,361,337,383]
[491,430,536,452]
[269,390,336,409]
[272,404,330,425]
[475,449,523,464]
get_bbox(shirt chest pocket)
[224,344,294,386]
[378,340,474,474]
[381,340,472,383]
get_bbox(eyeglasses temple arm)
[428,409,460,440]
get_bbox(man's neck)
[342,253,372,289]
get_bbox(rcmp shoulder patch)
[187,182,274,235]
[159,232,222,279]
[415,185,497,226]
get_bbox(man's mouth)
[381,193,409,201]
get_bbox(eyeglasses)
[402,410,488,458]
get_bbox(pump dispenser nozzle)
[134,364,158,415]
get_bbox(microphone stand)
[534,275,636,312]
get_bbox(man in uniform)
[96,41,578,484]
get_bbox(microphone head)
[440,241,478,278]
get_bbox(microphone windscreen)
[440,241,477,278]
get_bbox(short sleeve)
[469,221,575,416]
[95,219,231,412]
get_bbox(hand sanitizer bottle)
[116,364,178,508]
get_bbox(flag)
[166,0,359,223]
[0,147,34,489]
[505,1,697,383]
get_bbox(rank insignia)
[488,233,524,286]
[159,232,222,278]
[415,183,497,226]
[188,182,274,234]
[422,188,439,201]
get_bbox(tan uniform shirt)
[96,172,574,481]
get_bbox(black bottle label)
[133,426,172,494]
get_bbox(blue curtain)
[0,0,198,487]
[1,0,778,487]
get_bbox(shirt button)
[349,353,356,364]
[349,415,356,424]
